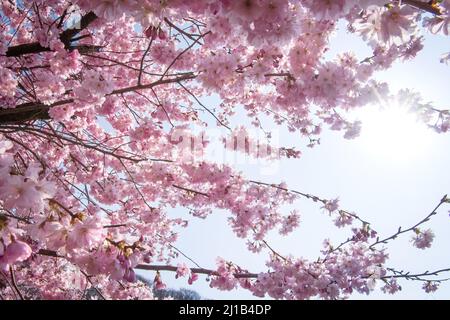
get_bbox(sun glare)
[356,103,433,162]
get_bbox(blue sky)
[138,22,450,300]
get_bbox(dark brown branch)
[401,0,442,15]
[172,184,210,197]
[9,266,24,300]
[382,267,450,282]
[247,179,371,226]
[0,74,196,124]
[135,264,258,279]
[5,12,98,57]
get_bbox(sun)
[355,102,433,163]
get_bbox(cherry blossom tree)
[1,0,450,300]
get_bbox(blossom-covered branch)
[370,195,449,249]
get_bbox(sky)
[137,22,450,300]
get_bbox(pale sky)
[138,23,450,300]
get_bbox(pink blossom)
[349,0,386,11]
[80,70,116,98]
[424,15,450,36]
[28,217,71,250]
[1,239,32,265]
[0,161,56,213]
[1,176,50,212]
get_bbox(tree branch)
[9,266,24,300]
[36,249,258,279]
[135,264,258,279]
[0,74,196,124]
[5,12,98,57]
[381,266,450,282]
[401,0,442,15]
[370,195,448,248]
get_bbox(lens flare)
[356,102,433,162]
